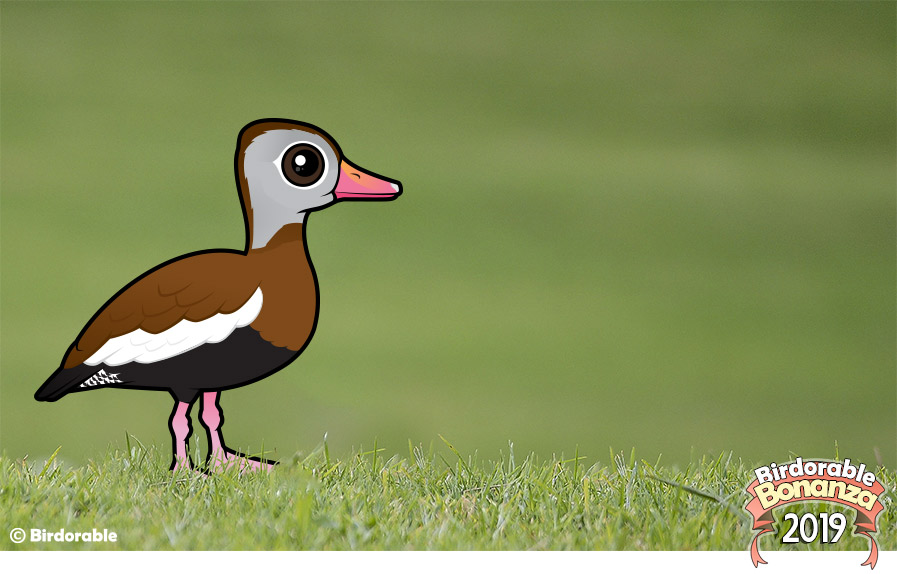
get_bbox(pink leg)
[168,400,195,472]
[200,392,275,472]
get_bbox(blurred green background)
[2,2,894,469]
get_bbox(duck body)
[34,119,402,472]
[37,222,316,403]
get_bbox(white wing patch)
[84,288,263,367]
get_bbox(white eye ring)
[273,141,330,190]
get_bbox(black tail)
[34,365,93,402]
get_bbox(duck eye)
[281,144,325,187]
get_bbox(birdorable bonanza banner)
[745,457,885,568]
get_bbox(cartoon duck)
[34,119,402,472]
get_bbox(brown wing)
[62,251,259,368]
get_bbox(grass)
[1,439,893,551]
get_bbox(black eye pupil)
[292,151,317,175]
[282,144,325,187]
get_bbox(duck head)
[236,119,402,250]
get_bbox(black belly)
[71,326,301,402]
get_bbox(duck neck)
[249,212,306,251]
[248,222,310,261]
[243,220,319,351]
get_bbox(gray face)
[243,129,341,249]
